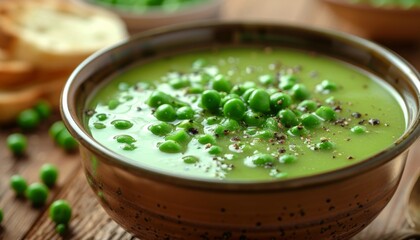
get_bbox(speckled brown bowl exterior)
[321,0,420,40]
[61,22,420,240]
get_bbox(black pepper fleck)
[352,112,362,118]
[368,119,380,126]
[84,109,96,116]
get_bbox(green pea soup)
[85,47,406,181]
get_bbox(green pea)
[10,175,28,196]
[56,224,66,235]
[205,116,220,125]
[252,154,275,166]
[351,125,367,134]
[122,144,136,151]
[242,81,257,90]
[108,99,120,110]
[0,208,2,224]
[214,125,227,136]
[115,134,136,144]
[17,109,40,130]
[40,164,59,188]
[317,139,335,150]
[49,121,66,141]
[201,90,221,113]
[263,117,280,131]
[221,93,240,106]
[57,130,78,151]
[293,109,304,117]
[290,84,310,101]
[248,89,271,113]
[279,154,297,164]
[243,110,265,127]
[259,74,274,85]
[93,122,106,129]
[316,80,337,93]
[111,119,133,129]
[230,85,246,96]
[154,104,177,122]
[212,74,232,93]
[34,101,51,119]
[279,74,297,90]
[147,91,172,108]
[241,88,256,102]
[315,106,337,121]
[159,140,182,153]
[176,106,195,120]
[192,58,207,69]
[176,120,199,130]
[187,86,204,94]
[183,155,199,164]
[7,133,27,156]
[278,109,299,128]
[255,130,274,139]
[165,129,191,145]
[223,99,246,121]
[197,134,216,145]
[49,200,72,225]
[26,182,49,207]
[297,100,318,112]
[300,113,321,129]
[221,118,241,131]
[169,77,190,89]
[96,113,108,121]
[149,122,173,136]
[208,145,222,155]
[288,125,308,136]
[270,92,292,112]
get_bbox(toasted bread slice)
[0,0,128,70]
[0,60,36,88]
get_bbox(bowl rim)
[61,21,420,192]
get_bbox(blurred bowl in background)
[72,0,223,33]
[321,0,420,40]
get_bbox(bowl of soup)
[321,0,420,40]
[61,22,420,239]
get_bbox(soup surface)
[86,47,405,181]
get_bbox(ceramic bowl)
[72,0,223,34]
[321,0,420,40]
[61,22,420,239]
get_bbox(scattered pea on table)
[26,182,49,207]
[10,175,28,196]
[7,133,27,156]
[40,164,59,188]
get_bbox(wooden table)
[1,0,419,239]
